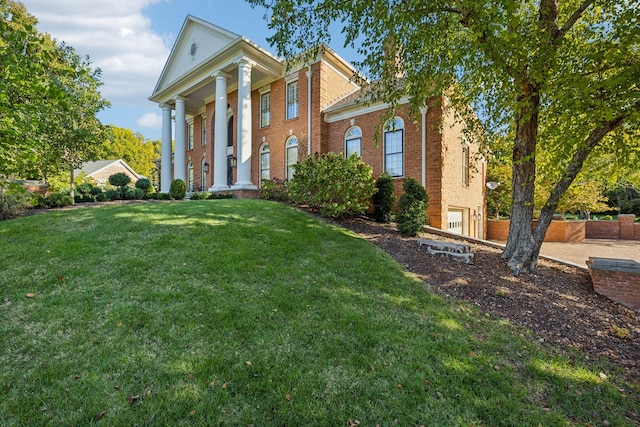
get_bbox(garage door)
[448,210,463,234]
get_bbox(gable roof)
[151,15,240,98]
[74,159,141,180]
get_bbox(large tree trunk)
[502,82,540,274]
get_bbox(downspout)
[420,105,427,188]
[306,64,312,156]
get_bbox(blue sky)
[20,0,356,141]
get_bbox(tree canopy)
[0,0,109,194]
[248,0,640,273]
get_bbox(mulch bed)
[333,215,640,385]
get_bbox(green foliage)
[372,173,396,223]
[105,189,121,201]
[189,192,210,200]
[606,181,640,215]
[486,162,512,219]
[135,178,155,198]
[0,182,29,220]
[259,178,289,201]
[45,192,73,208]
[288,153,376,218]
[169,179,186,200]
[101,127,157,178]
[124,187,144,200]
[396,178,428,236]
[152,192,172,200]
[30,193,47,209]
[109,173,131,199]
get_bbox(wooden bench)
[418,239,474,264]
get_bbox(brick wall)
[586,220,620,239]
[587,257,640,311]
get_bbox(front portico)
[149,15,283,194]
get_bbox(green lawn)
[1,200,637,426]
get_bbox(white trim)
[324,95,411,123]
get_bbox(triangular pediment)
[151,15,240,99]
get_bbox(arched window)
[384,117,404,177]
[344,126,362,157]
[260,143,270,182]
[286,136,298,180]
[187,161,194,191]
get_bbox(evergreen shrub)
[396,178,428,236]
[46,192,73,208]
[372,172,396,223]
[169,179,186,200]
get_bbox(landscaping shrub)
[95,192,108,202]
[45,192,73,208]
[0,183,30,220]
[108,173,131,199]
[209,192,233,200]
[372,172,396,223]
[189,192,210,200]
[288,152,376,218]
[135,178,154,197]
[396,178,428,236]
[154,192,172,200]
[260,178,289,201]
[105,189,121,201]
[124,187,144,200]
[169,179,186,200]
[30,193,47,209]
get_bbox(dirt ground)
[334,215,640,386]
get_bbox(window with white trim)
[462,143,470,187]
[286,80,299,120]
[286,136,298,180]
[201,158,207,190]
[260,143,270,182]
[384,117,404,177]
[201,116,206,146]
[187,122,194,150]
[345,126,362,157]
[260,92,270,128]
[187,161,194,191]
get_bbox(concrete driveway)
[540,239,640,268]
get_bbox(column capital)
[236,57,256,68]
[419,106,427,115]
[174,95,188,103]
[213,70,231,80]
[160,102,173,110]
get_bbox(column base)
[231,182,258,191]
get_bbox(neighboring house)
[149,15,486,238]
[74,160,142,187]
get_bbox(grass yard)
[1,200,638,426]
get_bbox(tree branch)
[557,0,594,40]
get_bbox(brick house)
[149,15,486,238]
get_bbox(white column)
[235,59,256,189]
[160,103,173,192]
[211,72,230,191]
[174,97,187,182]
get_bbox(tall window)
[384,117,404,177]
[201,158,207,190]
[201,116,206,146]
[260,92,271,128]
[462,143,470,187]
[286,136,298,180]
[188,122,194,150]
[286,80,299,120]
[260,143,270,182]
[187,161,194,191]
[345,126,362,157]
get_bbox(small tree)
[169,179,186,200]
[396,178,428,237]
[372,173,396,223]
[108,173,131,200]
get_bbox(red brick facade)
[151,17,486,237]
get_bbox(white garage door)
[448,210,463,234]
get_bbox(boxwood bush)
[396,178,428,236]
[372,173,396,223]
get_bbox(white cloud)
[21,0,170,108]
[137,112,162,129]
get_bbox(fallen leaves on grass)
[25,293,35,298]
